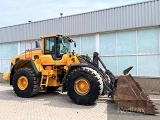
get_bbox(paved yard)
[0,83,159,120]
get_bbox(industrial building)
[0,0,160,77]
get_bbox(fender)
[10,59,40,85]
[62,63,98,84]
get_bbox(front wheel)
[67,67,103,105]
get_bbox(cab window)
[44,37,55,54]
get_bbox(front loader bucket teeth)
[112,67,159,115]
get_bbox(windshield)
[58,36,71,54]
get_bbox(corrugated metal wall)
[0,0,160,43]
[0,26,160,77]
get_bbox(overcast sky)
[0,0,151,27]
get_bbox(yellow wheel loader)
[2,34,158,115]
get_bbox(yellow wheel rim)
[17,76,28,90]
[74,78,90,95]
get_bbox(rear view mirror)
[74,41,76,48]
[35,41,41,48]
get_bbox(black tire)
[12,68,40,98]
[100,68,116,87]
[100,68,116,95]
[67,67,103,105]
[105,69,116,88]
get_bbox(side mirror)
[35,41,41,48]
[74,41,76,48]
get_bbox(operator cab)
[44,35,73,60]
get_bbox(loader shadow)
[37,91,97,109]
[0,88,96,109]
[0,89,20,100]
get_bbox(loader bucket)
[112,67,159,115]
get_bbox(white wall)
[71,27,160,77]
[0,40,39,73]
[0,26,160,77]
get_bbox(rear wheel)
[67,67,103,105]
[12,68,40,98]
